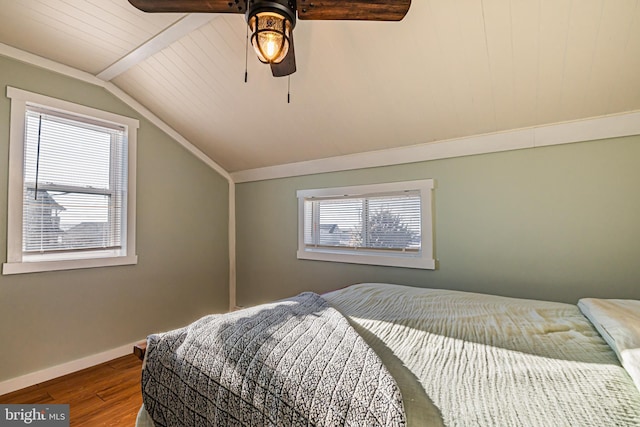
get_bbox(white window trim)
[3,87,138,275]
[297,179,435,270]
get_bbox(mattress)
[137,283,640,426]
[323,283,640,426]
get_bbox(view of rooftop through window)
[304,194,421,251]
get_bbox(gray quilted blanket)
[142,292,406,426]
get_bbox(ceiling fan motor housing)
[245,0,297,28]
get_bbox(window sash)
[297,180,435,270]
[21,107,126,256]
[304,192,422,253]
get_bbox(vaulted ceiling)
[1,0,639,174]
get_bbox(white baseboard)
[0,341,143,396]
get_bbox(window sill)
[2,255,138,275]
[297,249,435,270]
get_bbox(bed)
[136,283,640,426]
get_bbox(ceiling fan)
[128,0,412,77]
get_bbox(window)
[297,180,435,269]
[3,87,138,274]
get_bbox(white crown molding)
[0,341,142,395]
[231,111,640,183]
[533,111,640,147]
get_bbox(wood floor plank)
[96,378,141,402]
[0,354,143,426]
[0,387,54,404]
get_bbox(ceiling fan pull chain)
[244,24,249,83]
[287,76,291,104]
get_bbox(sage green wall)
[0,55,229,382]
[236,136,640,306]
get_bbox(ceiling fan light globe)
[253,32,289,63]
[248,12,291,64]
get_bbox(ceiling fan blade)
[128,0,246,13]
[271,33,296,77]
[297,0,411,21]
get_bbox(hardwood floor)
[0,354,143,426]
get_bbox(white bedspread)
[324,283,640,427]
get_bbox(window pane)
[304,199,363,248]
[367,195,421,250]
[297,180,434,270]
[24,112,114,189]
[23,190,64,252]
[22,109,125,255]
[305,194,421,251]
[303,200,313,244]
[23,191,118,252]
[318,198,362,247]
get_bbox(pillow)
[578,298,640,392]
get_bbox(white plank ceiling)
[1,0,639,173]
